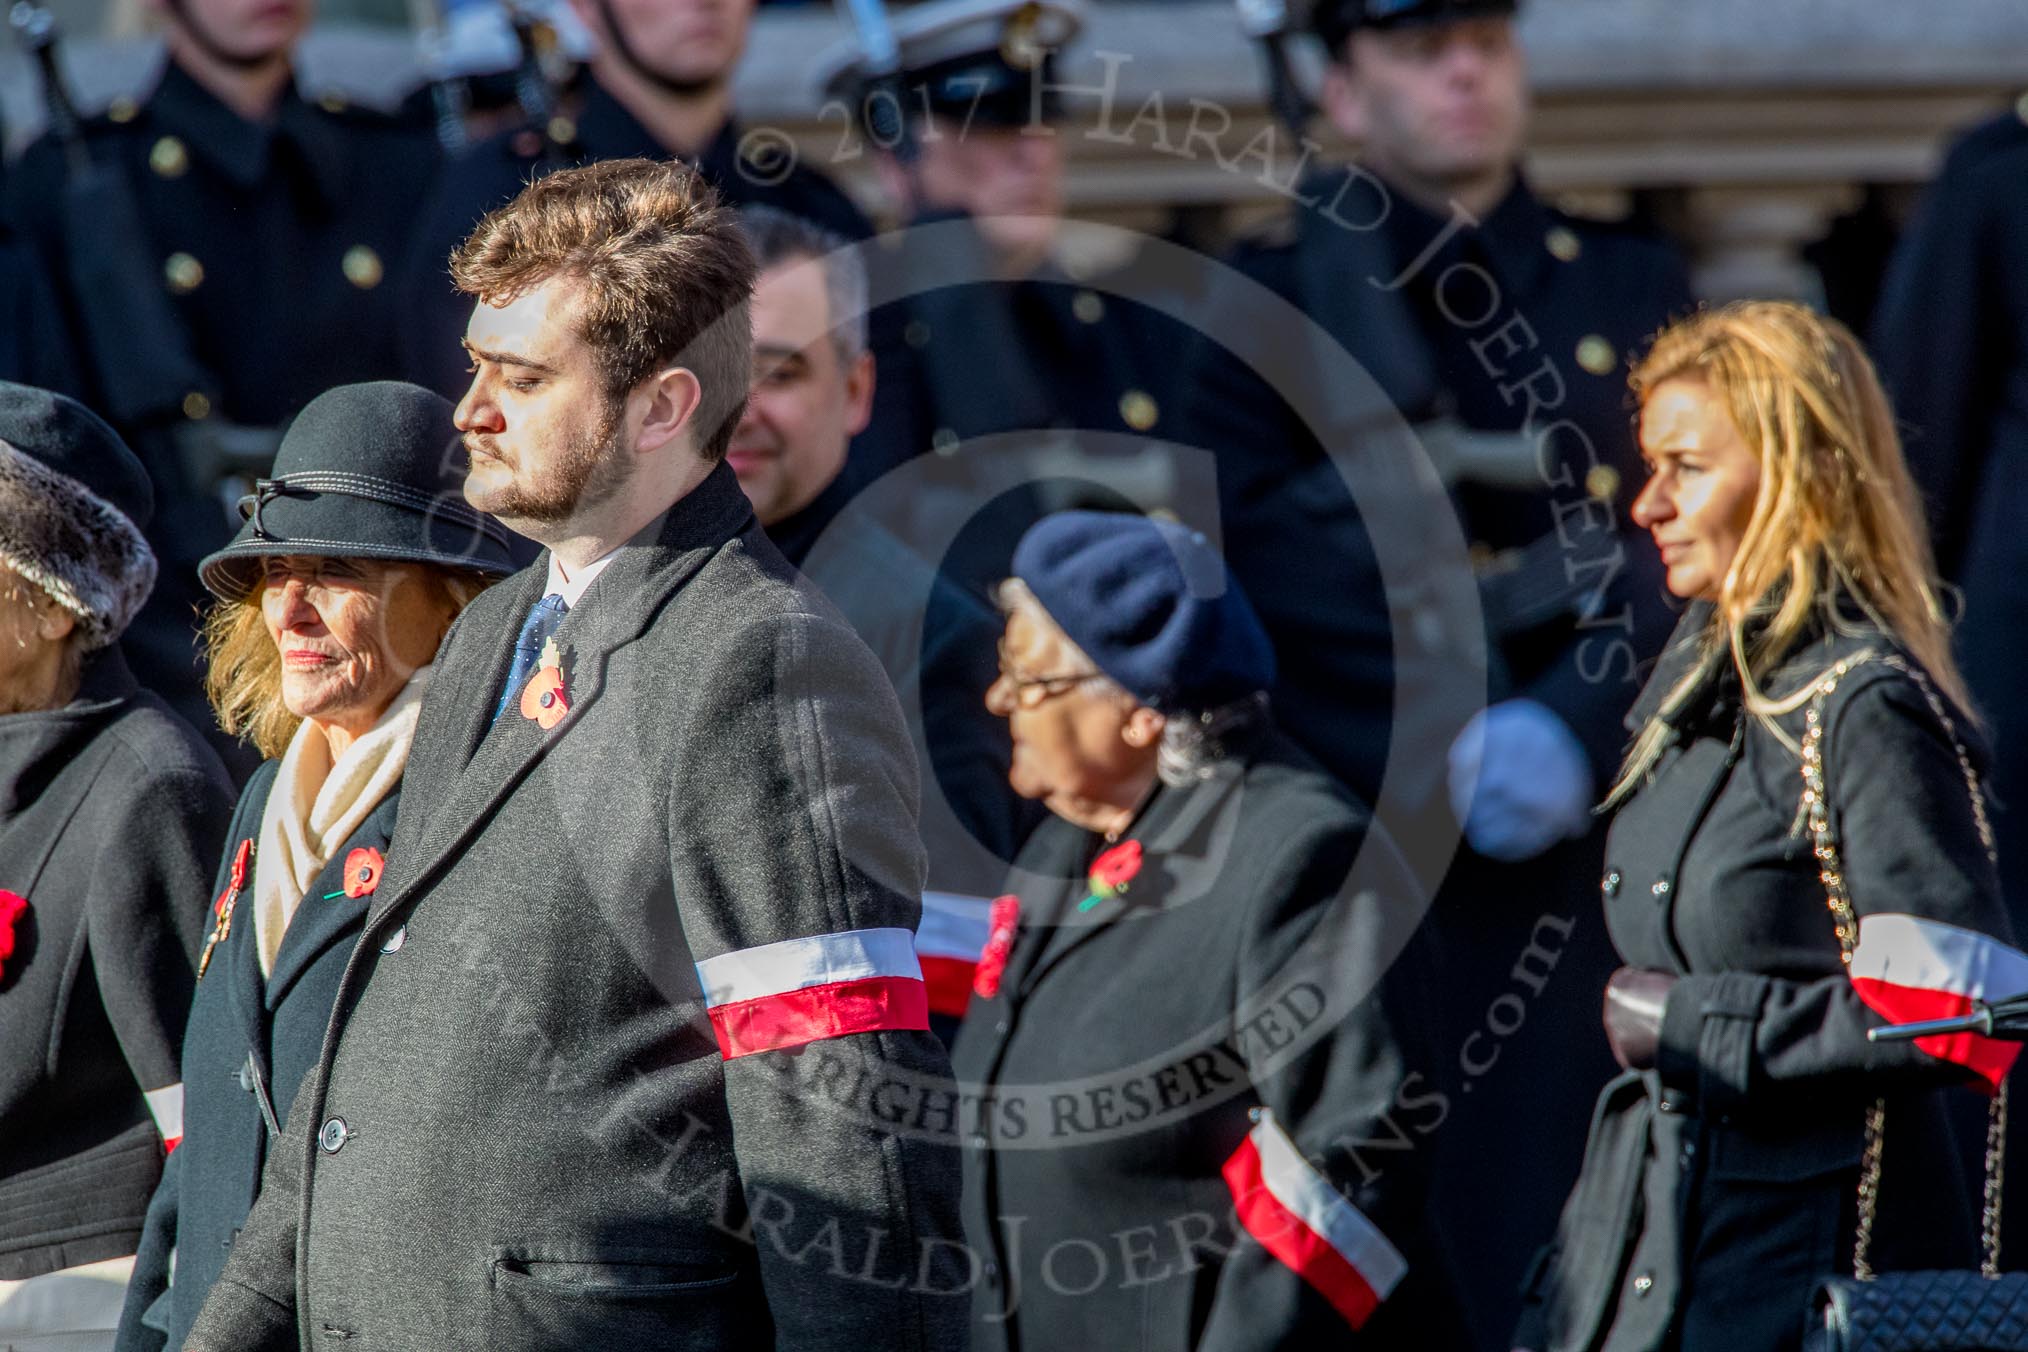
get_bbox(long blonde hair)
[1606,301,1970,805]
[204,565,488,760]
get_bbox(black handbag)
[1797,654,2026,1352]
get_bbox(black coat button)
[319,1117,351,1154]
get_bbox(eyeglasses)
[995,644,1095,707]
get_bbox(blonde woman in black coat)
[0,386,235,1350]
[112,383,513,1352]
[1517,303,2021,1352]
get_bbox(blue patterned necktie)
[493,593,569,722]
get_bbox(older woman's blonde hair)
[204,565,489,760]
[1607,300,1970,805]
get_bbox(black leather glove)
[1603,966,1678,1072]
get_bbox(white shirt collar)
[543,548,620,608]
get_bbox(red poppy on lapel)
[972,895,1022,999]
[1091,840,1143,894]
[519,637,570,730]
[0,889,27,982]
[343,846,386,899]
[1078,839,1145,913]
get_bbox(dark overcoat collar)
[365,462,757,927]
[0,646,138,816]
[1007,754,1252,1000]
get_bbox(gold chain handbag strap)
[1799,652,2007,1282]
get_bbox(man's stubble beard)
[467,398,632,531]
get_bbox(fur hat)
[0,383,157,651]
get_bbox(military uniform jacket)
[115,762,395,1352]
[950,731,1463,1352]
[0,649,234,1279]
[1871,132,2028,898]
[5,62,438,435]
[1182,173,1695,802]
[183,465,966,1352]
[1521,609,2012,1352]
[398,83,872,400]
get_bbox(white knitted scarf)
[252,664,432,977]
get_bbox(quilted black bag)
[1798,656,2028,1352]
[1813,1271,2028,1352]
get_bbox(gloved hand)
[1447,699,1596,861]
[1603,967,1678,1072]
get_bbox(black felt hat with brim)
[199,381,518,601]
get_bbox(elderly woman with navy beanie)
[0,384,235,1351]
[951,511,1465,1352]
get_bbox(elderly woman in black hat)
[112,382,513,1352]
[0,385,234,1351]
[951,511,1463,1352]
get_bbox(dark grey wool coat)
[0,647,234,1278]
[1519,608,2014,1352]
[184,464,966,1351]
[952,730,1468,1352]
[115,762,395,1352]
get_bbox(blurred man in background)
[5,0,438,770]
[1871,98,2028,1245]
[1183,0,1693,1341]
[818,0,1188,592]
[401,0,869,399]
[731,205,1041,1037]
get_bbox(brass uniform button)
[319,91,348,114]
[1119,389,1159,432]
[1585,464,1622,502]
[931,427,960,455]
[164,251,205,294]
[107,97,138,124]
[1545,226,1582,263]
[547,115,577,147]
[149,135,189,178]
[182,391,212,421]
[1000,2,1047,70]
[1576,335,1617,376]
[342,244,384,290]
[1072,290,1105,324]
[904,320,932,350]
[1468,540,1497,572]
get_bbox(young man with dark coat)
[184,160,965,1352]
[0,384,235,1348]
[112,383,518,1352]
